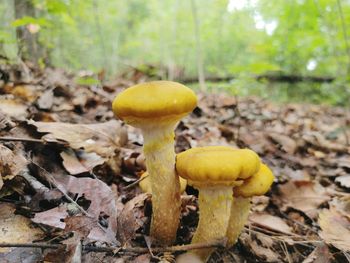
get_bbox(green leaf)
[75,76,100,86]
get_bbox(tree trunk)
[14,0,42,64]
[190,0,206,91]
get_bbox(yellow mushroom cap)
[139,171,187,194]
[112,81,197,124]
[176,146,261,187]
[234,163,274,198]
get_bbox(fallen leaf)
[267,132,298,154]
[0,203,44,253]
[335,175,350,189]
[43,233,81,263]
[117,193,149,244]
[28,120,127,158]
[32,205,68,229]
[249,212,293,235]
[277,180,331,218]
[33,176,118,243]
[240,233,280,262]
[0,144,27,181]
[0,98,28,119]
[60,149,105,175]
[37,88,54,110]
[319,208,350,252]
[302,243,330,263]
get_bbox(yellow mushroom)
[176,146,261,261]
[139,171,187,194]
[226,163,274,247]
[112,81,197,244]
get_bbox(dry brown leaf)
[335,175,350,189]
[302,243,330,263]
[267,132,298,154]
[32,205,68,229]
[329,198,350,220]
[37,88,54,110]
[60,149,105,174]
[28,119,127,158]
[0,203,44,253]
[0,98,28,119]
[33,176,118,243]
[43,233,81,263]
[277,180,330,218]
[240,233,280,262]
[0,144,27,181]
[319,208,350,252]
[249,212,293,235]
[117,193,149,245]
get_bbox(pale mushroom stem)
[190,186,233,261]
[226,196,251,247]
[142,123,181,245]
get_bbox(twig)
[20,168,51,194]
[0,240,226,255]
[0,243,65,249]
[0,136,44,143]
[83,239,226,254]
[123,174,147,190]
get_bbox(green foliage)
[0,0,349,105]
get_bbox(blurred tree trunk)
[190,0,206,91]
[14,0,42,64]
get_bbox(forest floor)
[0,63,349,263]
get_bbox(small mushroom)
[226,163,274,247]
[113,81,197,244]
[139,171,187,194]
[176,146,261,261]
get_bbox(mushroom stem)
[191,186,233,261]
[226,196,251,247]
[142,123,181,245]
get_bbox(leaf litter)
[0,63,349,262]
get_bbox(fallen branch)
[0,136,44,143]
[0,243,64,249]
[83,239,226,254]
[0,239,226,255]
[180,74,335,84]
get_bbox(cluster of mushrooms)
[112,81,274,262]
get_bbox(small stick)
[123,174,148,190]
[83,239,226,254]
[0,243,64,249]
[0,240,226,255]
[0,136,44,143]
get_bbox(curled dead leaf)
[249,212,293,235]
[319,208,350,252]
[117,193,150,245]
[277,180,331,219]
[0,203,44,253]
[0,144,27,181]
[28,119,128,158]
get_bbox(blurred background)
[1,0,350,105]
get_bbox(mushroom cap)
[112,81,197,124]
[176,146,261,187]
[139,171,187,194]
[234,163,274,197]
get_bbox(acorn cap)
[112,81,197,124]
[176,146,261,187]
[234,163,274,197]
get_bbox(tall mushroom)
[139,171,187,195]
[176,146,261,261]
[112,81,197,244]
[226,163,274,247]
